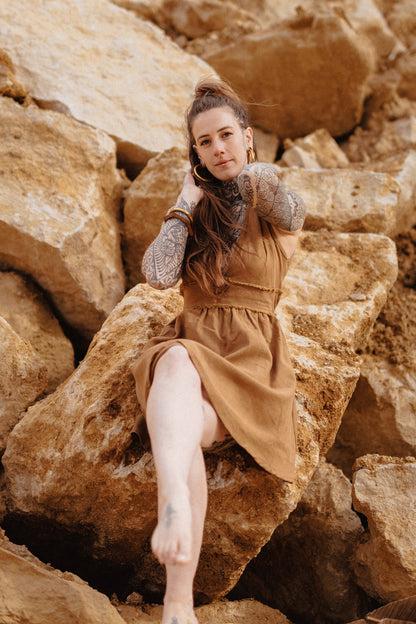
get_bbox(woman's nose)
[213,139,224,155]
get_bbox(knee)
[155,346,200,387]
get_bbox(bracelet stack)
[163,206,194,236]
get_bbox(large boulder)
[2,228,397,601]
[0,0,216,175]
[0,529,125,624]
[327,282,416,477]
[117,597,293,623]
[0,271,74,393]
[0,97,124,339]
[232,459,371,624]
[277,167,400,235]
[352,455,416,602]
[0,318,47,454]
[203,11,376,138]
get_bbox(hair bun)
[194,76,243,105]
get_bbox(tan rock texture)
[352,455,416,602]
[2,227,397,601]
[117,597,293,623]
[0,0,216,174]
[0,97,124,339]
[277,167,400,235]
[327,245,416,477]
[232,459,371,624]
[0,318,47,453]
[0,529,125,624]
[0,272,74,393]
[280,128,350,169]
[203,12,375,138]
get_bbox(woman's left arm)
[237,163,306,231]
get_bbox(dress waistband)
[182,279,282,316]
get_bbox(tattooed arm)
[237,163,306,231]
[141,171,203,289]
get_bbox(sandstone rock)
[0,317,47,454]
[280,129,350,169]
[253,127,280,163]
[352,455,416,602]
[0,97,125,339]
[277,166,400,236]
[2,227,396,600]
[279,232,398,354]
[153,0,260,39]
[0,49,27,99]
[232,459,371,624]
[117,598,293,623]
[203,11,376,138]
[346,595,416,624]
[384,0,416,49]
[0,272,74,393]
[397,50,416,101]
[364,151,416,235]
[122,147,189,288]
[346,118,416,164]
[0,529,125,624]
[0,0,216,175]
[327,282,416,478]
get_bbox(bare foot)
[151,487,192,565]
[161,600,198,624]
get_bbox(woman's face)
[192,106,253,181]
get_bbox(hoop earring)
[193,164,211,182]
[247,147,256,164]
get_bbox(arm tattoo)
[238,164,306,231]
[141,205,192,289]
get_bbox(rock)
[2,227,396,601]
[0,49,27,99]
[0,0,216,175]
[232,459,371,624]
[122,147,189,288]
[384,0,416,49]
[277,166,400,235]
[346,115,416,163]
[253,127,280,163]
[0,97,125,339]
[327,282,416,478]
[203,11,376,138]
[0,529,125,624]
[0,317,47,454]
[397,50,416,101]
[279,128,350,169]
[0,272,74,393]
[280,232,398,353]
[152,0,260,40]
[117,597,293,623]
[363,151,416,235]
[351,455,416,602]
[346,594,416,624]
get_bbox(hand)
[178,169,204,214]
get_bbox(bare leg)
[135,345,226,624]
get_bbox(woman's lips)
[216,160,231,167]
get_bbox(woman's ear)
[245,127,254,149]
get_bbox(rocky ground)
[0,1,416,623]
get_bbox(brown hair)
[184,77,251,295]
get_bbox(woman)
[131,78,306,624]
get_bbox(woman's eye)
[200,139,210,146]
[223,131,232,138]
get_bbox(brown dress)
[133,204,298,482]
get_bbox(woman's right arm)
[141,171,203,289]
